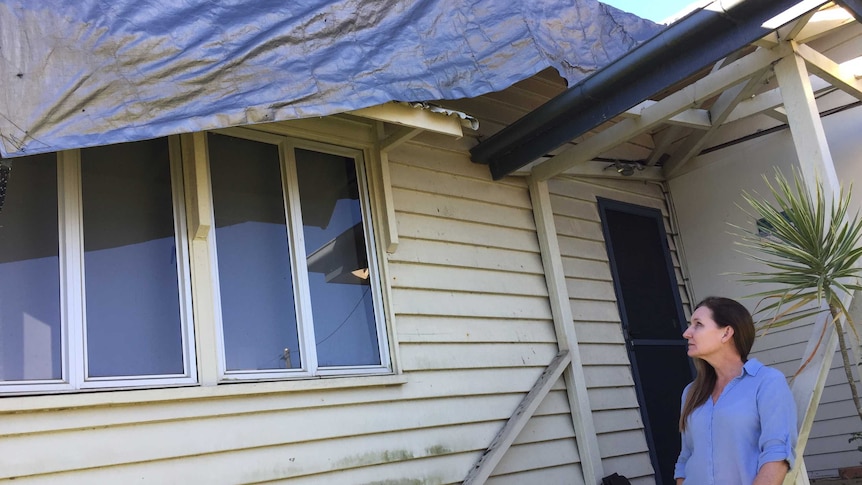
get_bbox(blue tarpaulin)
[0,0,660,157]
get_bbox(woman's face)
[682,305,729,359]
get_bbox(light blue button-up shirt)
[674,358,797,484]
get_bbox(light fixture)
[603,160,643,177]
[616,163,635,176]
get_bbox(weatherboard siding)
[387,140,584,483]
[0,132,580,484]
[547,176,690,484]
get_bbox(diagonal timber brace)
[463,350,572,485]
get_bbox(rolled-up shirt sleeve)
[756,370,797,472]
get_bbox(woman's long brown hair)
[679,297,755,431]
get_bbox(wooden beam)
[462,350,573,485]
[795,42,862,101]
[795,3,856,43]
[646,126,685,166]
[763,108,790,123]
[778,9,818,41]
[836,0,862,23]
[372,122,401,253]
[178,133,220,385]
[661,110,712,130]
[744,4,850,49]
[725,75,831,123]
[786,313,836,485]
[645,54,738,167]
[761,0,829,31]
[755,32,780,49]
[774,41,862,478]
[621,100,653,117]
[623,101,712,129]
[775,42,841,193]
[712,51,747,72]
[774,40,843,485]
[350,102,463,138]
[528,178,604,485]
[847,292,862,378]
[379,125,423,152]
[355,105,464,254]
[663,68,771,178]
[795,462,810,485]
[531,45,787,182]
[179,132,212,240]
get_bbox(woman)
[674,297,797,485]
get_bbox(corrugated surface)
[0,0,659,158]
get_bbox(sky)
[602,0,699,23]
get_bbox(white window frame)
[209,128,391,381]
[0,137,197,394]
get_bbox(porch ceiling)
[458,1,862,183]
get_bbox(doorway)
[597,197,693,485]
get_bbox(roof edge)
[471,0,827,180]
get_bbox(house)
[448,0,862,481]
[1,1,861,484]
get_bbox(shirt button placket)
[708,401,715,484]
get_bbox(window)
[0,138,195,393]
[208,130,389,379]
[0,127,392,395]
[0,153,61,384]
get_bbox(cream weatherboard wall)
[0,116,586,484]
[386,139,585,483]
[546,175,691,484]
[435,68,678,484]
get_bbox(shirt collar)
[742,358,763,376]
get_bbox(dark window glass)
[81,139,184,377]
[296,148,379,367]
[0,154,61,381]
[209,133,301,371]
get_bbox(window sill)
[0,373,407,413]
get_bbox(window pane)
[0,154,62,381]
[296,148,380,367]
[209,133,300,371]
[81,139,184,378]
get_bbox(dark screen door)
[597,197,693,485]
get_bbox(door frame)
[597,196,691,484]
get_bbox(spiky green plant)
[736,168,862,421]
